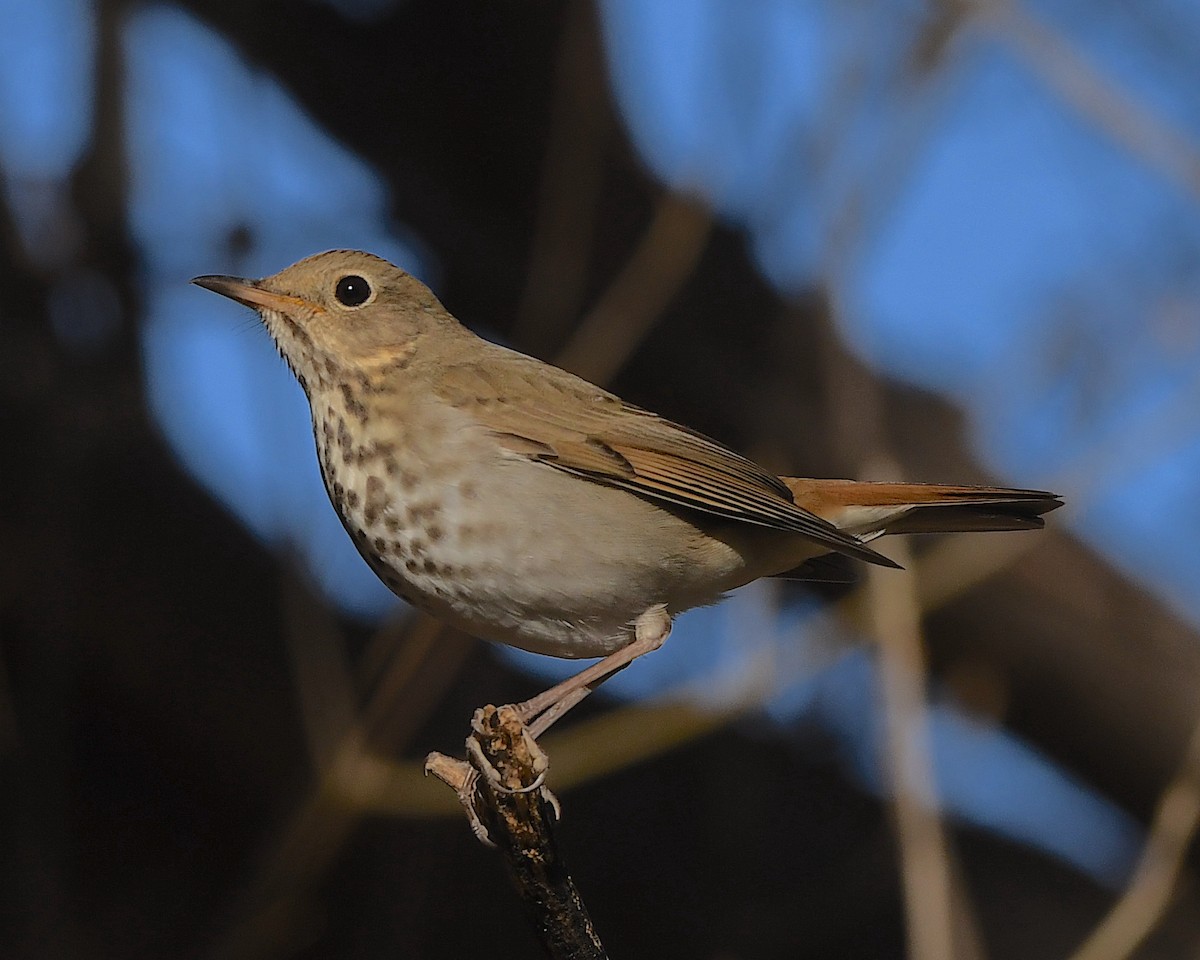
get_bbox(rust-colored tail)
[776,480,1062,581]
[784,479,1062,537]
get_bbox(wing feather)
[437,351,897,567]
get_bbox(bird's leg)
[517,605,673,739]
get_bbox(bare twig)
[1069,715,1200,960]
[428,706,607,960]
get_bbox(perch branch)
[427,705,607,960]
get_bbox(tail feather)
[783,479,1061,534]
[774,481,1062,581]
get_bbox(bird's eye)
[334,275,372,307]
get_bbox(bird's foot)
[425,704,560,845]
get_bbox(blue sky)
[5,0,1198,888]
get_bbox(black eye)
[334,275,371,307]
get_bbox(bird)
[193,250,1061,736]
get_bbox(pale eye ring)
[334,274,372,307]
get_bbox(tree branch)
[427,706,607,960]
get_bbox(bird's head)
[193,249,456,389]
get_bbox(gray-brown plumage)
[194,250,1060,727]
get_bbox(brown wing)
[435,348,898,567]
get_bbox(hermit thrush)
[194,250,1060,733]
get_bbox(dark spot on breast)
[460,480,478,501]
[404,558,419,573]
[384,516,401,533]
[409,538,426,559]
[339,383,368,423]
[373,536,387,554]
[407,502,438,524]
[363,475,392,526]
[345,489,359,509]
[422,558,438,574]
[337,418,351,450]
[426,524,444,543]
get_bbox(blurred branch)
[280,570,358,772]
[812,0,968,292]
[554,192,713,384]
[1069,715,1200,960]
[511,0,612,357]
[865,483,965,960]
[914,529,1042,614]
[356,615,476,750]
[809,11,988,941]
[206,608,474,960]
[514,1,712,381]
[962,0,1200,201]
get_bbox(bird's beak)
[191,275,311,313]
